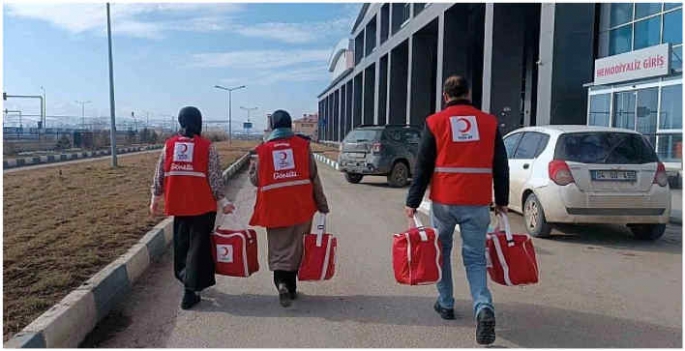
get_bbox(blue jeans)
[431,202,494,317]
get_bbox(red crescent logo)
[457,117,472,133]
[280,152,288,160]
[222,247,229,257]
[179,144,189,154]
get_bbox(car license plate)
[591,170,637,182]
[346,152,366,159]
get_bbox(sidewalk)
[671,189,682,225]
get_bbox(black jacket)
[405,100,510,208]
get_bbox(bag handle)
[412,214,429,242]
[315,212,326,247]
[494,213,515,247]
[216,203,250,233]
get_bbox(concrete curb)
[3,145,164,170]
[222,152,251,183]
[5,151,251,348]
[313,153,340,171]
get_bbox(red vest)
[426,104,497,206]
[163,135,217,216]
[249,136,317,228]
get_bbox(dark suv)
[337,125,422,187]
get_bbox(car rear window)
[382,128,421,143]
[343,129,382,143]
[554,132,658,164]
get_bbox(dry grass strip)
[2,140,257,339]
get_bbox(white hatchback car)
[503,125,671,240]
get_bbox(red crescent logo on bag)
[280,152,287,160]
[457,117,471,133]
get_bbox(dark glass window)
[635,3,661,19]
[555,132,658,164]
[610,26,632,55]
[503,133,523,158]
[634,17,661,49]
[610,3,633,27]
[663,9,683,45]
[589,94,611,127]
[514,132,548,159]
[660,85,683,130]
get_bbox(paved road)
[84,162,682,348]
[3,149,159,173]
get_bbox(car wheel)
[628,224,666,241]
[345,172,363,184]
[523,193,552,238]
[387,162,409,188]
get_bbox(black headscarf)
[178,106,202,137]
[269,109,292,129]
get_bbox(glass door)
[613,91,636,130]
[636,87,659,148]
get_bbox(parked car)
[503,125,671,240]
[338,125,421,187]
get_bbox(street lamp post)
[75,100,91,130]
[214,84,246,145]
[107,2,118,167]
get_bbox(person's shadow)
[195,291,681,348]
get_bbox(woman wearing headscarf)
[149,106,235,310]
[249,110,329,307]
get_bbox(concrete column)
[374,10,382,126]
[376,11,382,49]
[347,80,353,135]
[329,94,334,140]
[351,79,355,131]
[406,35,413,125]
[386,53,392,123]
[435,12,445,112]
[340,85,345,138]
[374,60,381,125]
[481,3,495,114]
[337,89,342,141]
[361,69,366,124]
[537,4,555,126]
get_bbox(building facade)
[293,113,319,140]
[318,2,682,170]
[588,3,682,170]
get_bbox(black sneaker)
[181,290,201,310]
[289,290,298,300]
[476,308,496,345]
[278,283,292,308]
[434,301,455,320]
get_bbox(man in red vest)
[249,110,329,308]
[149,106,235,310]
[405,76,509,345]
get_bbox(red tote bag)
[299,213,337,281]
[486,214,539,286]
[392,215,443,285]
[211,213,259,278]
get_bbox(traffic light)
[3,92,6,101]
